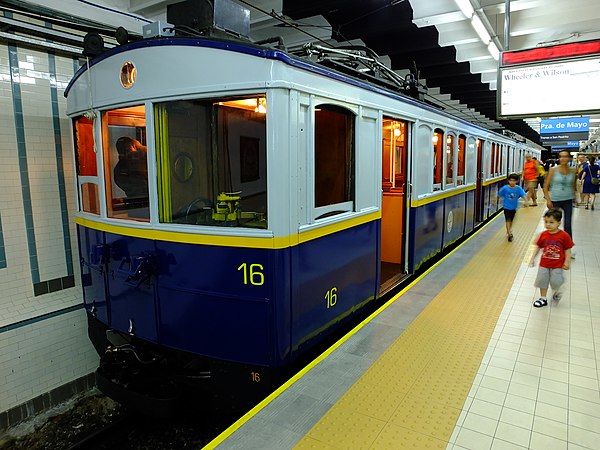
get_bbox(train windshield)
[154,96,267,228]
[72,96,268,228]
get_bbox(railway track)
[65,409,237,450]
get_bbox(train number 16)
[325,287,337,308]
[237,263,265,285]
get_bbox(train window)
[382,118,407,192]
[489,143,494,177]
[496,144,501,175]
[154,96,267,229]
[457,134,466,185]
[445,134,455,186]
[477,139,484,180]
[101,105,149,221]
[73,116,99,214]
[492,143,498,176]
[433,129,443,190]
[510,146,516,173]
[497,144,502,175]
[490,143,497,177]
[495,144,499,175]
[314,104,355,218]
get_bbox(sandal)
[533,298,548,308]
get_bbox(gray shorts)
[534,267,564,291]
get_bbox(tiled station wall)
[0,40,98,420]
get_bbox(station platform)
[206,202,599,450]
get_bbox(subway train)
[65,7,540,415]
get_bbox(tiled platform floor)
[206,202,599,450]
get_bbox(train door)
[380,117,408,293]
[474,138,484,223]
[101,106,159,342]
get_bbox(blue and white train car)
[65,24,538,413]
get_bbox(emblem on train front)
[447,210,454,233]
[120,61,136,89]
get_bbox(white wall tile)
[0,42,95,415]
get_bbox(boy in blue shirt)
[498,173,528,242]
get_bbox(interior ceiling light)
[254,97,266,114]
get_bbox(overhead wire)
[234,0,336,48]
[234,1,499,130]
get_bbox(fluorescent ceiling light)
[471,15,491,44]
[454,0,474,18]
[488,42,499,60]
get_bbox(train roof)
[65,36,524,144]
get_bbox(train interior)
[74,97,268,228]
[380,118,408,291]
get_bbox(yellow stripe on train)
[75,211,382,249]
[410,185,475,207]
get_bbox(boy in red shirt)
[530,208,574,308]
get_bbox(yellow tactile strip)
[295,207,543,449]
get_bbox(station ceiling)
[7,0,600,146]
[237,0,600,146]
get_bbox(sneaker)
[552,292,562,303]
[533,298,548,308]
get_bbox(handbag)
[588,166,600,185]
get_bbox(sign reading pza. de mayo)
[540,117,590,145]
[540,117,590,134]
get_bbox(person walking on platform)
[575,153,587,206]
[523,153,541,206]
[580,155,599,210]
[498,173,528,242]
[535,157,546,191]
[543,150,577,242]
[530,208,573,308]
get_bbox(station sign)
[540,117,589,145]
[498,39,600,119]
[550,141,580,151]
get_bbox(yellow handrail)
[155,105,172,222]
